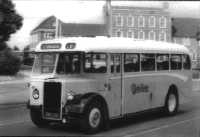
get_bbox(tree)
[13,45,19,51]
[23,45,33,66]
[0,47,21,75]
[0,0,23,50]
[171,18,177,38]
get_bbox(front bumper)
[27,100,83,124]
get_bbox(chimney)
[162,2,169,10]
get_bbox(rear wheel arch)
[169,84,178,95]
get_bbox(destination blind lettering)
[41,43,61,50]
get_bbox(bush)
[0,48,21,75]
[23,57,34,66]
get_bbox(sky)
[7,0,200,50]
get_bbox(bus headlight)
[67,91,75,100]
[66,92,74,100]
[32,88,39,100]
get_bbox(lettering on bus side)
[131,83,149,95]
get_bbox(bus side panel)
[151,71,192,108]
[123,71,192,114]
[174,71,192,105]
[104,76,122,118]
[124,72,156,114]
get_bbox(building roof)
[60,23,107,37]
[35,37,190,54]
[31,16,56,34]
[172,18,200,38]
[31,16,107,37]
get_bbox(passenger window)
[84,53,107,73]
[111,54,121,73]
[124,54,140,72]
[183,54,191,70]
[156,54,169,70]
[141,54,155,71]
[170,54,182,70]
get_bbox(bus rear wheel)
[81,101,104,134]
[164,91,179,116]
[30,109,49,128]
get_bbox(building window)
[43,32,54,40]
[149,16,156,28]
[159,31,166,41]
[138,31,145,39]
[127,31,134,38]
[159,16,167,28]
[32,34,39,43]
[116,14,123,27]
[116,30,123,37]
[138,16,145,27]
[149,31,155,40]
[127,15,134,27]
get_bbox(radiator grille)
[43,82,62,120]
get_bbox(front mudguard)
[64,93,99,114]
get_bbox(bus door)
[107,54,123,118]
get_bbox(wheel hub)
[89,108,101,128]
[168,94,176,112]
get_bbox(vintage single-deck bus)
[27,37,192,133]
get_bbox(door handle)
[104,83,111,91]
[150,92,153,100]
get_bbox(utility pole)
[55,17,59,38]
[105,0,112,37]
[55,17,61,38]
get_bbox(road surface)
[0,79,199,136]
[0,92,200,136]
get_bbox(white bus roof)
[35,37,190,54]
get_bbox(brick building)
[109,5,171,42]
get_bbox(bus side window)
[183,54,191,70]
[84,53,107,73]
[111,54,120,73]
[156,54,169,71]
[124,53,140,72]
[170,54,182,70]
[141,54,155,71]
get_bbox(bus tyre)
[81,101,103,134]
[164,91,179,116]
[30,109,49,128]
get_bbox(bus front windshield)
[32,53,57,74]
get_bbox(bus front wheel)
[80,101,104,134]
[164,90,179,116]
[30,109,49,128]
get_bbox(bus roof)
[35,37,190,54]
